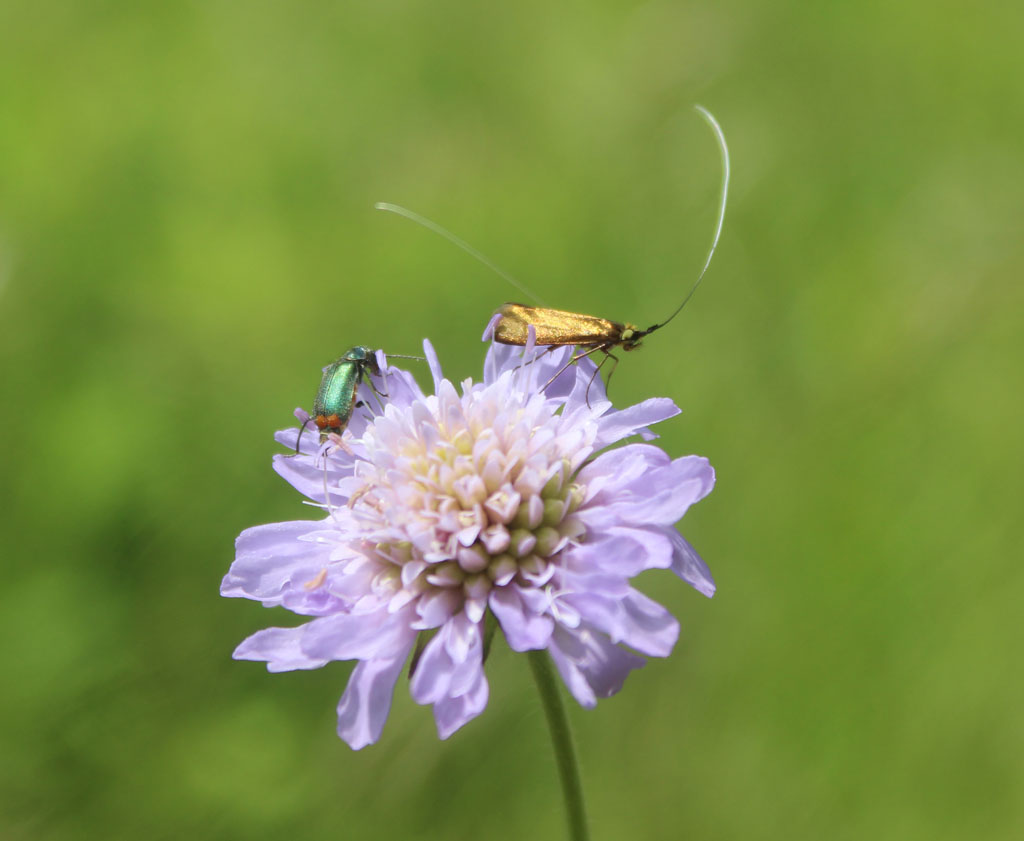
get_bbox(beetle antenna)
[294,416,316,454]
[374,202,546,305]
[646,104,730,333]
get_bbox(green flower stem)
[528,650,590,841]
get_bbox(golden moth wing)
[492,303,623,347]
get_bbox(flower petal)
[232,625,329,672]
[620,589,681,656]
[489,586,554,651]
[667,529,716,597]
[377,365,425,409]
[539,347,578,400]
[434,667,489,739]
[547,626,645,708]
[577,443,669,502]
[613,455,715,525]
[595,397,680,446]
[580,451,715,526]
[568,588,679,657]
[423,338,444,391]
[301,609,417,661]
[336,652,410,749]
[271,452,353,506]
[562,358,611,416]
[408,631,451,704]
[484,341,520,385]
[481,312,501,343]
[567,526,674,577]
[221,520,332,606]
[410,615,486,712]
[443,612,479,665]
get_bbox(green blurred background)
[2,1,1021,839]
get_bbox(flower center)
[347,390,592,620]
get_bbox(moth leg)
[539,343,608,396]
[583,349,620,408]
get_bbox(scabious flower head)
[222,337,715,749]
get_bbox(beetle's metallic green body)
[312,346,381,441]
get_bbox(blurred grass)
[1,0,1022,839]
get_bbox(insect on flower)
[377,105,730,395]
[297,345,423,450]
[492,106,729,390]
[308,345,381,442]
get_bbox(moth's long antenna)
[374,202,545,305]
[647,104,730,332]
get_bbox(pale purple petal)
[410,614,486,733]
[353,382,389,424]
[221,520,332,606]
[620,589,681,656]
[442,612,480,667]
[605,455,714,525]
[271,451,353,505]
[336,652,410,749]
[567,526,674,577]
[523,323,537,359]
[537,347,578,400]
[559,570,630,600]
[423,338,444,391]
[408,632,451,704]
[448,646,483,698]
[377,365,425,408]
[577,443,668,500]
[481,311,501,343]
[274,419,321,457]
[547,626,646,708]
[567,588,679,657]
[301,609,417,661]
[561,358,612,417]
[511,343,574,400]
[489,586,555,651]
[595,397,680,446]
[667,529,716,597]
[434,667,489,739]
[483,340,522,385]
[415,589,462,629]
[580,451,715,527]
[233,625,330,672]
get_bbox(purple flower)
[222,339,715,749]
